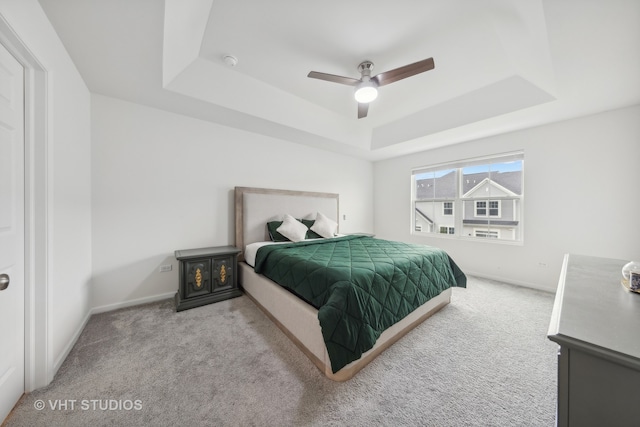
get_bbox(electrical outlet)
[159,264,172,272]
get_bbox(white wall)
[91,94,373,309]
[374,105,640,291]
[0,0,92,377]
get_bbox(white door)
[0,41,25,422]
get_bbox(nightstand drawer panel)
[212,256,234,291]
[183,258,211,299]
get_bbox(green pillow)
[301,219,323,239]
[268,219,322,241]
[267,221,289,242]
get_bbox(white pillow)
[310,212,338,238]
[276,214,309,242]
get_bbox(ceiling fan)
[307,57,435,119]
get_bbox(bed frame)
[234,186,451,381]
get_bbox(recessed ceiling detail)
[38,0,640,160]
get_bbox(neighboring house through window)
[412,152,524,242]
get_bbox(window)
[475,200,501,217]
[475,229,499,239]
[443,202,453,216]
[489,201,500,217]
[412,152,524,242]
[439,226,455,234]
[475,201,486,216]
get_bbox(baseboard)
[52,308,92,375]
[465,271,555,293]
[91,292,175,315]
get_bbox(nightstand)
[174,246,242,312]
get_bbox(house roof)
[462,171,522,195]
[416,170,521,199]
[416,171,457,199]
[415,208,433,225]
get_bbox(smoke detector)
[223,55,238,67]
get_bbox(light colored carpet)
[4,276,557,426]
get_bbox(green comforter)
[254,235,466,373]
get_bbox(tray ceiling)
[38,0,640,160]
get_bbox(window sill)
[411,231,524,246]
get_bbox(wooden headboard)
[234,187,339,254]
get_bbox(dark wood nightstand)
[174,246,242,312]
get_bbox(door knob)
[0,274,9,290]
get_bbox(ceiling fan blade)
[307,71,360,86]
[357,102,369,119]
[372,57,435,87]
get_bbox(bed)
[235,186,466,381]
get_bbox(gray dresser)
[547,254,640,427]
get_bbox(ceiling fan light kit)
[354,81,378,103]
[307,57,435,119]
